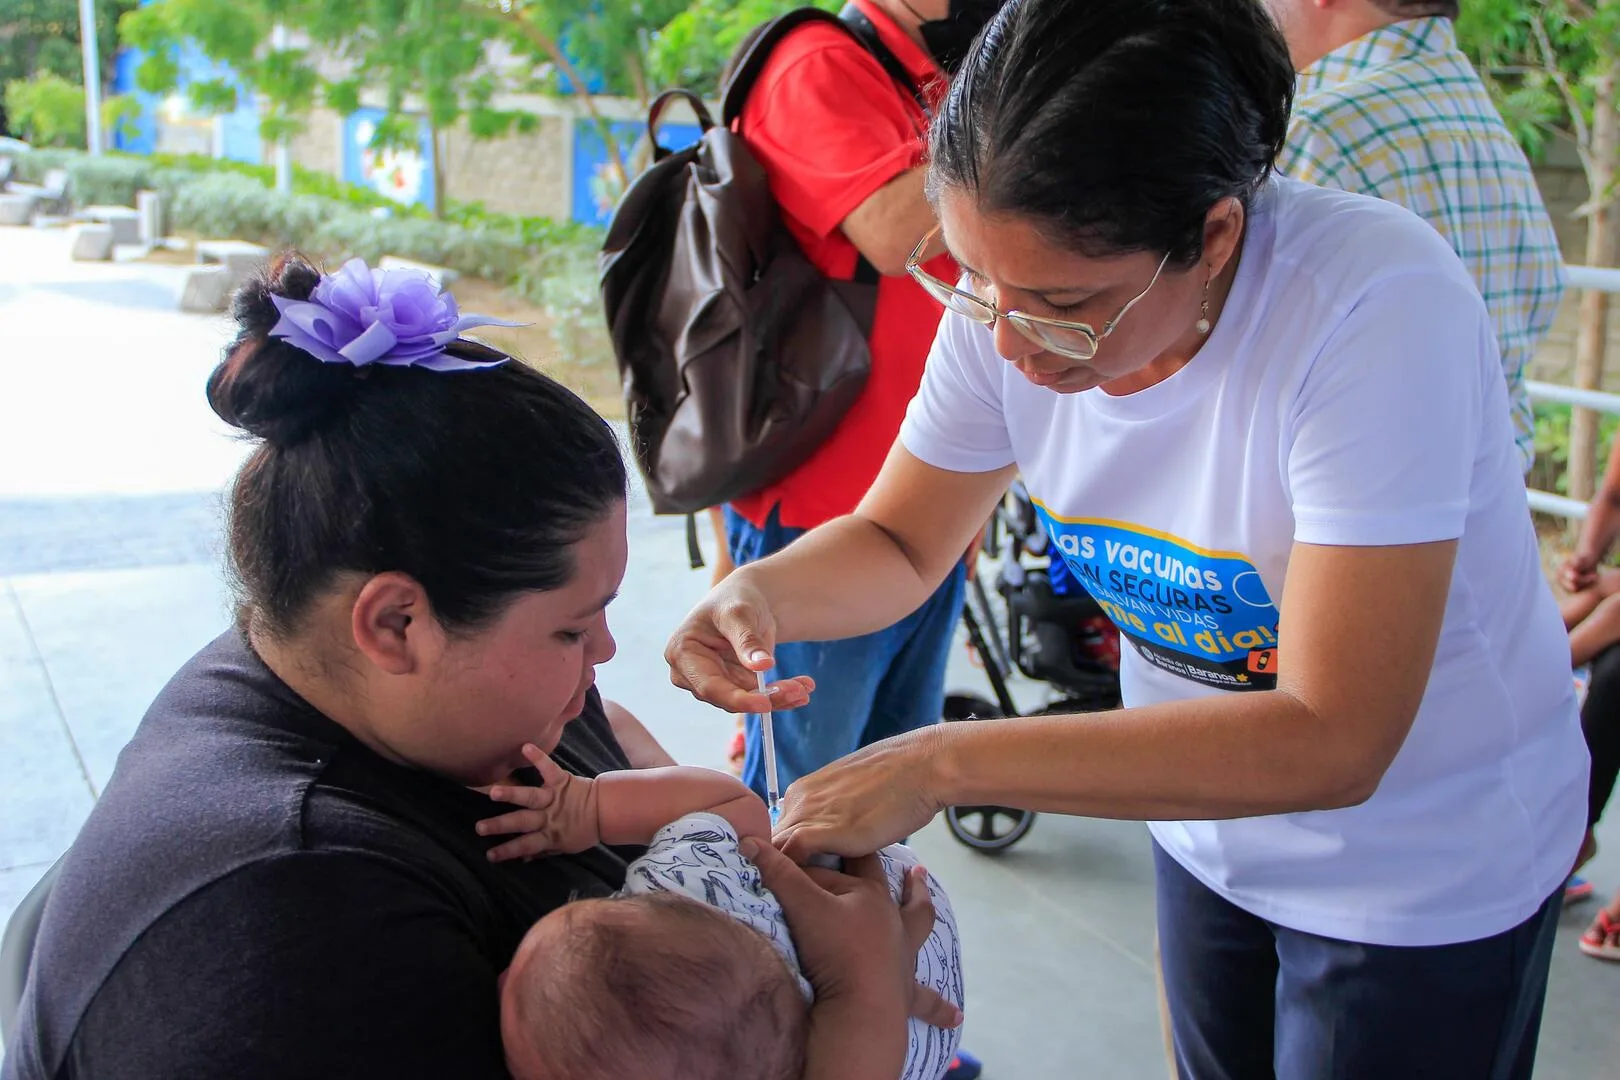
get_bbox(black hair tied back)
[208,253,365,448]
[206,253,628,639]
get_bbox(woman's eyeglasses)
[904,226,1171,361]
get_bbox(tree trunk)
[1569,63,1619,503]
[499,10,631,189]
[429,121,447,220]
[627,48,649,109]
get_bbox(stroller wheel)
[941,692,1037,852]
[945,803,1036,851]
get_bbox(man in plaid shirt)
[1270,0,1567,473]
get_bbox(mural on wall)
[343,108,436,209]
[572,117,702,227]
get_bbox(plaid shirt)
[1279,16,1567,471]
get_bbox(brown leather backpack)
[599,7,922,562]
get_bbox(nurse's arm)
[919,538,1458,820]
[738,443,1016,645]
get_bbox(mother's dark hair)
[207,253,627,638]
[931,0,1295,267]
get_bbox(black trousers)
[1584,643,1620,829]
[1156,845,1560,1080]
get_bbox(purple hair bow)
[268,258,520,372]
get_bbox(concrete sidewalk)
[2,223,1617,1076]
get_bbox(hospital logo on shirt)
[1034,508,1280,692]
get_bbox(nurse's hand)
[665,574,815,714]
[774,727,948,863]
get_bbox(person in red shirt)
[721,14,994,1068]
[721,0,990,794]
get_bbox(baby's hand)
[477,744,601,861]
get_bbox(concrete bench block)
[379,255,459,289]
[69,224,115,262]
[136,191,163,246]
[8,170,69,214]
[0,193,35,227]
[178,265,231,313]
[82,206,143,245]
[196,240,270,278]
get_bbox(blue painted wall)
[110,49,157,154]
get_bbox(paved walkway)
[1,224,1617,1076]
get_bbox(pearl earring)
[1195,278,1212,336]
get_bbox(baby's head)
[501,893,809,1080]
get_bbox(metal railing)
[1525,265,1620,522]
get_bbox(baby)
[479,746,964,1080]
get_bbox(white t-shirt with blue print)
[899,175,1587,948]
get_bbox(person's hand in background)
[1562,550,1601,595]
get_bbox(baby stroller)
[943,481,1124,852]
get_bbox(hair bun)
[206,253,364,446]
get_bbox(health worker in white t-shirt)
[664,0,1589,1073]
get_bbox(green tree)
[1,72,141,148]
[645,0,838,98]
[117,0,681,213]
[0,0,139,87]
[0,0,139,134]
[4,70,86,146]
[1460,0,1620,499]
[101,91,143,143]
[545,0,689,105]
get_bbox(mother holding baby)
[2,255,950,1080]
[666,0,1590,1076]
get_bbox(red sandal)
[1579,909,1620,961]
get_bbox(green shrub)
[166,173,330,249]
[145,152,410,214]
[60,155,156,207]
[445,200,598,252]
[11,148,79,184]
[4,73,86,148]
[515,241,610,368]
[1531,401,1620,497]
[306,213,529,282]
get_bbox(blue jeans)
[1154,843,1559,1080]
[724,505,967,800]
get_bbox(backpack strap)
[646,89,715,164]
[721,6,926,286]
[685,512,705,570]
[835,3,929,114]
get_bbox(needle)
[758,670,781,825]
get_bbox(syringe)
[758,670,782,824]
